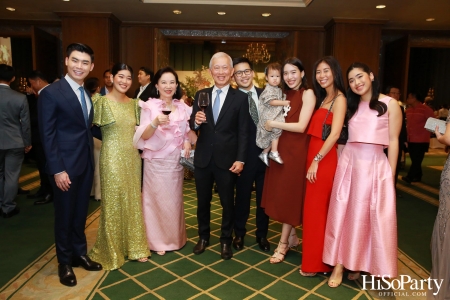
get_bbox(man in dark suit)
[0,64,31,218]
[27,70,53,205]
[231,57,270,252]
[99,69,112,95]
[38,43,102,287]
[134,66,154,101]
[191,52,249,260]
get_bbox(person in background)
[85,77,102,201]
[27,70,53,205]
[300,56,346,277]
[99,69,113,95]
[429,116,450,299]
[0,64,31,218]
[402,92,434,184]
[134,67,154,101]
[89,62,150,270]
[323,62,401,287]
[386,86,407,196]
[134,67,193,256]
[255,62,290,166]
[261,57,315,264]
[439,104,449,121]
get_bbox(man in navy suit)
[190,52,249,260]
[231,57,270,252]
[38,43,102,287]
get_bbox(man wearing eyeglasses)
[231,57,270,252]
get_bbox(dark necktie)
[248,91,259,125]
[78,86,89,126]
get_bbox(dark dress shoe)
[3,207,20,218]
[27,189,46,199]
[58,264,77,287]
[256,237,271,252]
[220,243,233,260]
[401,176,412,184]
[232,236,244,250]
[18,187,30,195]
[193,239,209,255]
[72,255,102,271]
[411,178,421,182]
[34,194,53,205]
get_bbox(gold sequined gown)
[89,95,150,270]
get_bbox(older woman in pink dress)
[133,67,194,255]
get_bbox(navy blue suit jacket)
[38,77,94,176]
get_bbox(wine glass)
[161,102,171,129]
[198,92,210,123]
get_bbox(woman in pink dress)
[323,62,402,287]
[133,67,193,255]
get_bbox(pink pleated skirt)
[323,142,398,277]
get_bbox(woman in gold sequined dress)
[89,63,150,270]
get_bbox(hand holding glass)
[198,92,210,124]
[161,103,171,129]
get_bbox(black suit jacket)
[190,86,249,170]
[38,77,94,176]
[134,85,152,101]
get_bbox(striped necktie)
[248,91,259,125]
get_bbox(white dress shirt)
[65,74,92,115]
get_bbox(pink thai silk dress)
[133,98,192,252]
[323,96,398,277]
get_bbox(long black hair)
[111,62,133,77]
[281,57,309,91]
[312,56,346,110]
[149,67,183,100]
[346,62,387,120]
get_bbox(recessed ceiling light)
[217,12,226,15]
[376,5,386,9]
[221,40,226,44]
[173,10,182,14]
[262,13,271,17]
[62,0,70,2]
[426,18,435,21]
[6,7,15,11]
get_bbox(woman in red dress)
[261,57,315,263]
[300,56,347,276]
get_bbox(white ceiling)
[1,0,449,30]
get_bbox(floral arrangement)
[180,66,213,98]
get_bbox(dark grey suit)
[0,84,31,214]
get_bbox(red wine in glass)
[162,110,171,115]
[198,92,210,123]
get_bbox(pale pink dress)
[133,98,192,252]
[323,96,398,277]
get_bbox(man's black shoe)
[34,194,53,205]
[3,207,20,218]
[401,176,412,184]
[232,236,244,250]
[256,237,271,252]
[193,239,209,255]
[27,189,46,199]
[220,243,233,260]
[58,264,77,287]
[72,255,102,271]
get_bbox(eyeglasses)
[234,69,252,77]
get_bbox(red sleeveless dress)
[261,88,310,226]
[301,108,337,273]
